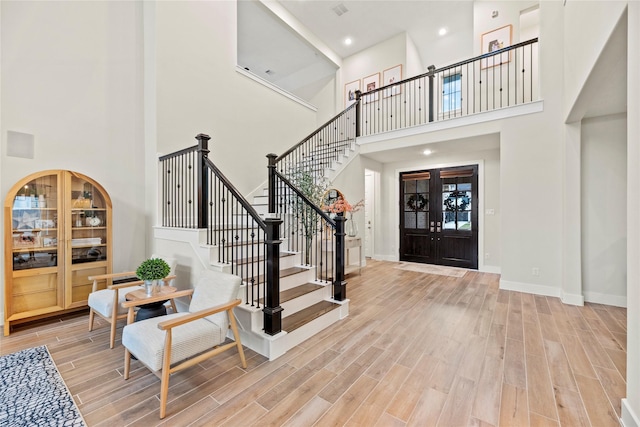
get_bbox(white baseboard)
[584,291,627,308]
[499,279,561,298]
[480,265,501,274]
[373,254,398,262]
[622,399,640,427]
[561,290,584,306]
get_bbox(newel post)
[333,214,347,301]
[354,90,362,137]
[267,153,277,214]
[264,216,283,335]
[196,133,211,229]
[427,65,436,123]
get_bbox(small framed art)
[345,79,360,108]
[362,73,380,102]
[383,65,402,98]
[481,25,512,69]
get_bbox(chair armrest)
[157,299,242,330]
[121,288,194,309]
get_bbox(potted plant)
[289,169,328,265]
[136,258,171,295]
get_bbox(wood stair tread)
[257,282,323,305]
[282,300,339,333]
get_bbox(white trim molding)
[480,265,501,274]
[622,399,640,427]
[499,279,561,298]
[584,291,627,308]
[236,66,317,112]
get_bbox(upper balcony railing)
[357,38,539,136]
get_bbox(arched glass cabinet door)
[4,170,112,335]
[65,172,112,308]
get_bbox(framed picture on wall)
[382,64,402,98]
[362,73,380,102]
[481,24,512,69]
[345,79,360,108]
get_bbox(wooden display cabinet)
[4,170,112,335]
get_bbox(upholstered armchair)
[87,255,177,348]
[121,270,247,419]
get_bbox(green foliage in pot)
[136,258,171,281]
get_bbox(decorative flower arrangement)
[323,197,364,214]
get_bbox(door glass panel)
[71,177,107,264]
[404,180,416,193]
[417,179,429,193]
[417,212,428,229]
[404,212,416,229]
[458,183,472,191]
[12,174,59,270]
[457,212,471,230]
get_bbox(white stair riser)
[281,286,332,318]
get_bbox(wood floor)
[0,259,627,426]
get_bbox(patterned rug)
[394,262,468,277]
[0,346,86,427]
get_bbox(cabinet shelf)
[12,246,58,254]
[13,228,58,233]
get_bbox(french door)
[400,165,478,269]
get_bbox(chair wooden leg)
[124,349,131,380]
[110,289,120,348]
[229,310,247,368]
[159,330,173,419]
[169,299,177,314]
[109,318,117,349]
[88,309,95,332]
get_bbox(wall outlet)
[532,267,540,276]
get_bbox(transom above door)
[400,165,478,269]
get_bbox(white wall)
[581,114,627,306]
[1,0,147,321]
[405,33,424,78]
[624,2,640,425]
[564,1,628,118]
[153,1,321,196]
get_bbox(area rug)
[0,345,86,427]
[394,262,468,277]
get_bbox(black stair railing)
[275,103,358,182]
[159,134,283,335]
[358,38,539,136]
[268,154,346,301]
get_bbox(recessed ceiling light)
[344,37,352,46]
[438,27,447,36]
[423,149,432,156]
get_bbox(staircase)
[230,189,348,360]
[154,185,350,361]
[157,108,358,361]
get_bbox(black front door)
[400,165,478,269]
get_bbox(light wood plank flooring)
[0,260,627,426]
